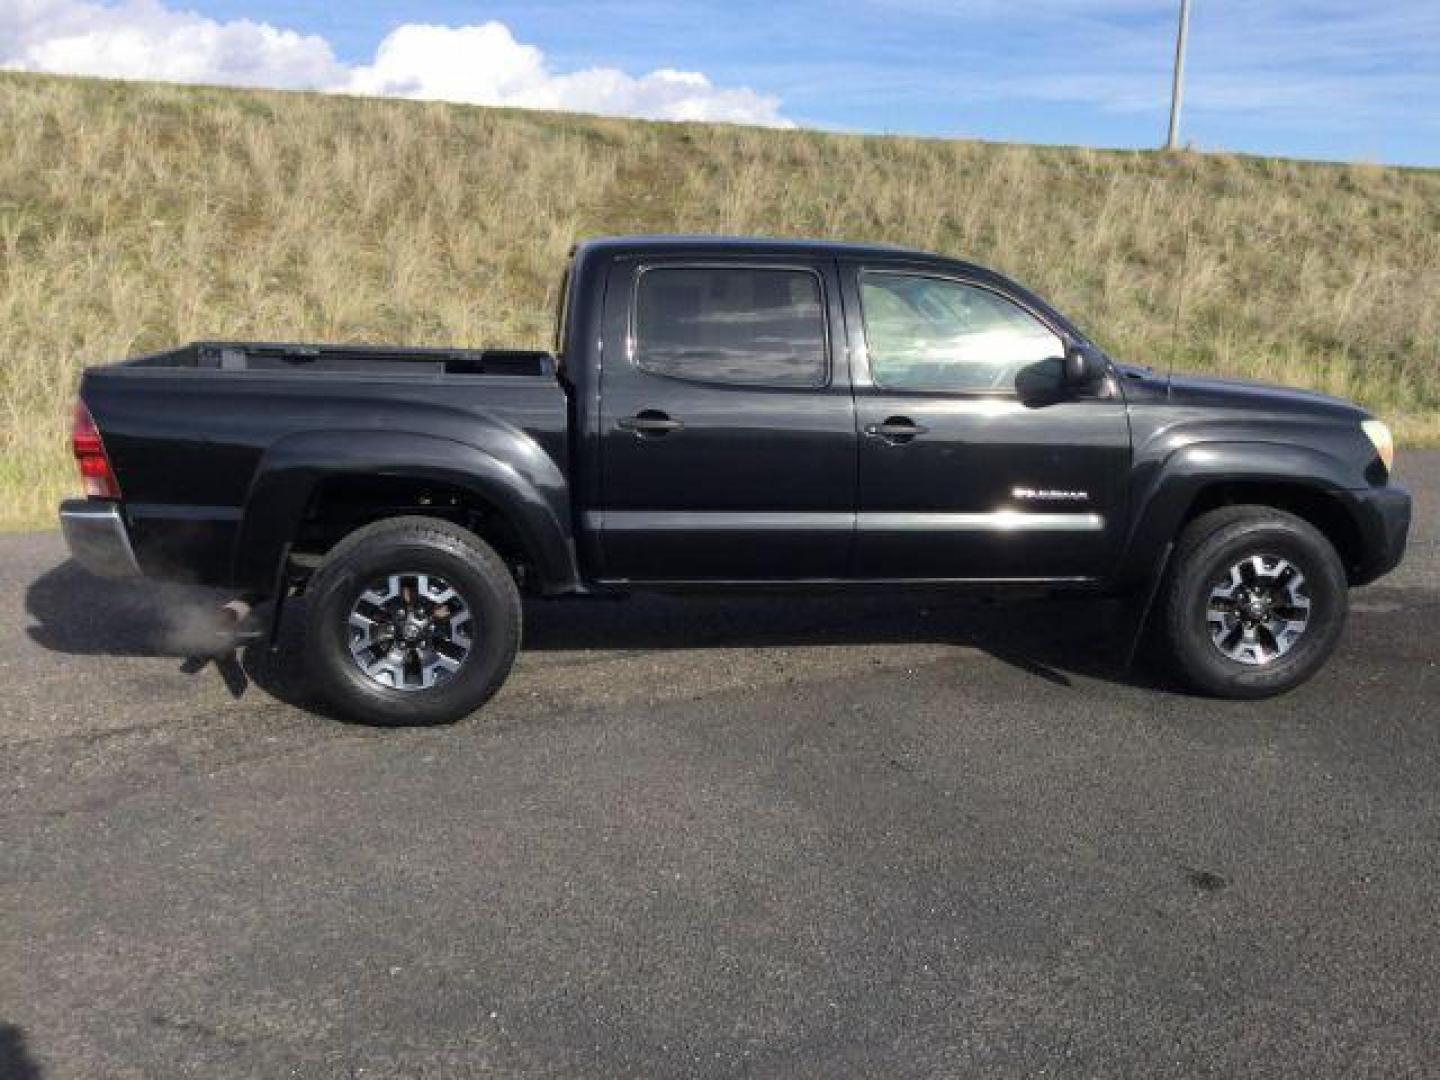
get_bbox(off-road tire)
[303,516,521,726]
[1157,505,1348,699]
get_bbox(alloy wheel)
[346,572,475,690]
[1206,554,1311,665]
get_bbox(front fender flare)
[1112,440,1359,589]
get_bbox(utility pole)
[1166,0,1192,150]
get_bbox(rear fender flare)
[232,429,578,594]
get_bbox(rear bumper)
[59,499,141,578]
[1346,484,1411,586]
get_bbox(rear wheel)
[1157,506,1348,699]
[304,517,521,725]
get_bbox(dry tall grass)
[2,72,1437,527]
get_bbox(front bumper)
[59,499,141,578]
[1346,484,1411,586]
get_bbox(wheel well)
[1182,481,1364,580]
[293,475,538,591]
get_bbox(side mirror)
[1063,344,1104,387]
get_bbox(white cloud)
[0,0,792,127]
[0,0,344,87]
[342,21,791,125]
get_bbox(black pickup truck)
[61,235,1410,724]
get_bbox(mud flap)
[1123,539,1175,672]
[266,542,293,652]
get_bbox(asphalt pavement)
[1,458,1437,1077]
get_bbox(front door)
[844,263,1131,581]
[596,258,856,581]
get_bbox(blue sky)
[4,1,1436,165]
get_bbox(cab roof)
[574,234,954,265]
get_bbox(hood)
[1118,364,1370,423]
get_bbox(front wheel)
[303,517,521,726]
[1157,505,1348,699]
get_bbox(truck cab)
[565,238,1127,585]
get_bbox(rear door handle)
[617,410,684,436]
[864,417,929,442]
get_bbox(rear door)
[595,257,856,581]
[843,262,1131,580]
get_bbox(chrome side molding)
[587,510,1104,532]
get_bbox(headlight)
[1361,419,1394,473]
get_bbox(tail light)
[72,400,121,499]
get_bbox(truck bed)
[82,340,571,589]
[124,340,556,379]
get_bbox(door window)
[859,272,1063,392]
[633,267,827,388]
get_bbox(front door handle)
[864,416,929,443]
[617,410,684,436]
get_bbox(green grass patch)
[3,72,1437,526]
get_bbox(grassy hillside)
[2,72,1437,528]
